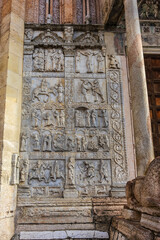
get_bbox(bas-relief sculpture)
[19,26,128,201]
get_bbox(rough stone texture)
[109,157,160,240]
[20,230,109,239]
[124,0,154,176]
[0,0,25,240]
[126,157,160,208]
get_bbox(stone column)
[0,0,25,239]
[124,0,154,175]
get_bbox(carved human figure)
[102,110,109,127]
[33,48,44,71]
[64,26,73,43]
[81,136,87,152]
[84,161,95,183]
[81,80,92,102]
[20,133,28,152]
[98,135,106,149]
[43,111,54,127]
[43,133,52,152]
[153,1,159,18]
[98,31,104,44]
[76,137,81,152]
[66,137,74,151]
[54,50,64,72]
[97,53,104,73]
[31,109,40,128]
[57,83,64,103]
[54,110,60,126]
[68,157,75,185]
[20,159,29,184]
[75,110,82,127]
[32,132,40,151]
[91,109,97,127]
[108,55,120,69]
[32,79,49,103]
[54,134,66,151]
[99,160,109,183]
[86,110,91,127]
[87,130,98,152]
[59,110,65,126]
[45,49,55,71]
[92,80,105,103]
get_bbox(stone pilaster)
[0,0,25,239]
[124,0,154,175]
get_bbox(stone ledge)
[20,230,109,239]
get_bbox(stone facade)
[0,0,159,240]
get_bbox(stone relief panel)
[19,27,128,201]
[76,159,111,197]
[75,50,105,74]
[33,48,64,72]
[74,79,106,103]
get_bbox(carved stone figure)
[54,50,64,72]
[57,83,64,103]
[54,110,60,126]
[31,109,40,128]
[102,110,109,127]
[84,161,95,183]
[43,133,52,152]
[66,137,74,151]
[140,0,159,19]
[68,157,75,185]
[43,111,54,127]
[45,49,55,71]
[92,80,105,103]
[59,110,65,126]
[25,29,33,41]
[20,133,28,152]
[86,110,91,127]
[91,109,97,127]
[32,79,49,103]
[54,133,66,151]
[32,132,40,151]
[81,136,87,152]
[87,130,98,152]
[97,53,104,73]
[98,31,104,44]
[20,159,29,184]
[126,157,160,208]
[76,137,81,152]
[64,26,73,43]
[81,80,92,102]
[108,55,120,69]
[99,160,109,183]
[33,48,44,71]
[75,110,83,127]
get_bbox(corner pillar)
[124,0,154,175]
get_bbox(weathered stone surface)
[140,213,160,232]
[20,230,109,239]
[111,217,154,240]
[122,208,141,222]
[126,157,160,209]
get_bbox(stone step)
[19,230,109,240]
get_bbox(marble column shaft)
[124,0,154,175]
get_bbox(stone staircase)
[15,197,126,240]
